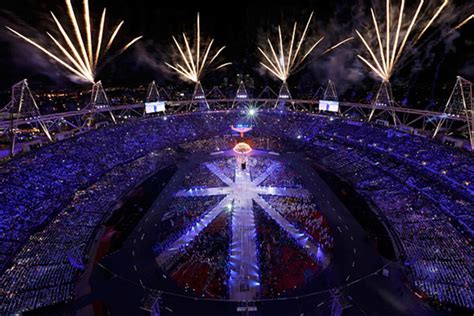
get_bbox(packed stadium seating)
[0,110,472,312]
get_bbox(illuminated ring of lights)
[233,142,252,155]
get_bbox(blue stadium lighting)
[6,86,473,313]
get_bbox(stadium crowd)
[263,196,334,250]
[252,111,473,309]
[248,156,274,181]
[254,203,320,298]
[0,110,472,311]
[154,158,332,299]
[260,162,304,188]
[313,144,474,309]
[170,213,230,299]
[153,195,224,257]
[212,158,235,182]
[0,148,177,312]
[182,164,226,188]
[0,112,237,312]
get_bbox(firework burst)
[258,12,322,82]
[165,13,231,83]
[6,0,142,83]
[454,14,474,30]
[356,0,472,82]
[258,12,353,83]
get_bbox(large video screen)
[319,100,339,112]
[145,101,166,113]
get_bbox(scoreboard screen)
[145,101,166,113]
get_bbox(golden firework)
[165,13,231,83]
[258,12,353,82]
[7,0,142,83]
[355,0,459,82]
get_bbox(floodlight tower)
[232,81,249,109]
[146,80,161,103]
[275,81,293,111]
[433,76,474,150]
[317,79,340,114]
[206,86,227,99]
[312,86,325,100]
[139,80,166,116]
[323,79,338,101]
[83,81,116,127]
[5,0,141,128]
[1,79,52,156]
[191,81,210,111]
[368,81,400,126]
[258,13,327,111]
[165,14,231,112]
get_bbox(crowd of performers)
[153,158,333,299]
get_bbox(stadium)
[0,1,473,316]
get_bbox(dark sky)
[0,0,472,107]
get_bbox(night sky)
[0,0,472,108]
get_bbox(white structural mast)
[369,81,400,126]
[206,86,227,99]
[146,80,161,103]
[0,79,52,156]
[232,81,249,109]
[434,76,474,149]
[1,75,474,157]
[191,81,210,111]
[323,79,338,101]
[84,81,116,125]
[275,81,292,110]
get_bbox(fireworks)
[356,0,456,82]
[258,13,353,82]
[6,0,142,84]
[165,13,231,83]
[322,37,355,55]
[258,12,322,82]
[454,14,474,30]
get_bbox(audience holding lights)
[0,109,472,312]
